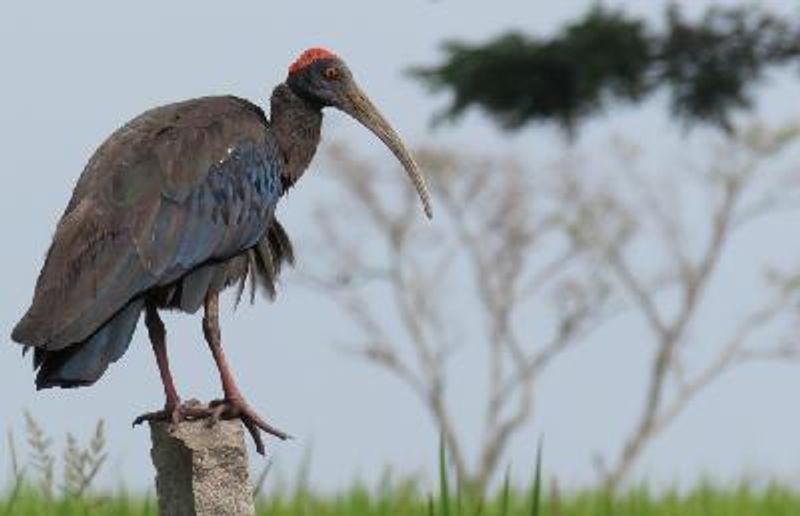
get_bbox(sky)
[1,0,799,494]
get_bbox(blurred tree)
[412,4,800,135]
[555,122,800,487]
[304,1,800,492]
[306,121,800,491]
[304,143,614,492]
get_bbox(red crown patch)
[288,47,338,75]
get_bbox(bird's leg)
[202,291,289,454]
[133,304,200,426]
[147,305,181,412]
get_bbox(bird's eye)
[324,66,341,81]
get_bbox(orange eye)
[324,66,341,80]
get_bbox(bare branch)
[600,122,800,488]
[306,122,800,491]
[304,144,609,490]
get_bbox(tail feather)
[222,219,295,305]
[253,220,294,301]
[267,220,295,266]
[34,299,143,389]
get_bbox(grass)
[4,481,800,516]
[4,417,800,515]
[2,487,153,516]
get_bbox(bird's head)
[286,47,432,219]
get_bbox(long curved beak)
[339,84,433,219]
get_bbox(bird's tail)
[32,299,144,389]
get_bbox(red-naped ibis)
[12,47,432,453]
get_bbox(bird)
[11,47,432,454]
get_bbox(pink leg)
[145,304,180,411]
[133,304,196,426]
[202,291,288,455]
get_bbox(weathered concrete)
[149,418,256,516]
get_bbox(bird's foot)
[132,397,288,455]
[205,396,290,455]
[132,398,209,427]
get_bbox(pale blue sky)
[1,0,799,492]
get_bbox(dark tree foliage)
[660,5,800,131]
[412,4,800,134]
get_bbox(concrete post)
[149,419,256,516]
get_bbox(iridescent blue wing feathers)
[12,96,287,387]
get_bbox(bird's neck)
[270,83,323,190]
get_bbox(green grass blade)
[439,435,451,516]
[529,437,543,516]
[456,477,462,516]
[500,465,511,516]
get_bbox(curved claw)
[205,397,290,455]
[132,406,182,427]
[132,410,163,427]
[242,418,266,456]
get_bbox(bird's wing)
[12,96,283,350]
